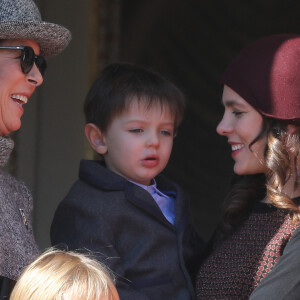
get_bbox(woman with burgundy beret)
[196,34,300,299]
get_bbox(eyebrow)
[124,119,175,126]
[223,99,247,109]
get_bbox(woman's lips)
[11,94,29,113]
[11,94,28,104]
[231,143,244,158]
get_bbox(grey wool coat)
[0,136,39,281]
[51,160,204,300]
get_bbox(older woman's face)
[0,39,43,136]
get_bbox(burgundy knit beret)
[221,34,300,120]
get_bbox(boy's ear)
[84,123,108,155]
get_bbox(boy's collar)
[129,179,175,199]
[129,179,157,191]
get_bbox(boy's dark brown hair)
[84,63,185,133]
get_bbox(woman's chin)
[0,121,21,136]
[233,164,250,175]
[233,164,244,175]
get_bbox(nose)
[146,131,159,148]
[216,115,233,136]
[26,63,44,87]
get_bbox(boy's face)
[101,99,175,185]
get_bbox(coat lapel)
[79,160,186,232]
[125,183,175,230]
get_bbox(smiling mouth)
[11,94,28,105]
[232,144,244,151]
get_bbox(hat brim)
[0,21,72,58]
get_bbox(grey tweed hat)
[0,0,72,58]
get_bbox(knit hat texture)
[0,0,71,58]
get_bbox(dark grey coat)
[0,136,39,281]
[249,225,300,300]
[51,160,204,300]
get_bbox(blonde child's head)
[10,248,119,300]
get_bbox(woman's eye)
[129,128,143,133]
[232,111,244,117]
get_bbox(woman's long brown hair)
[219,118,300,239]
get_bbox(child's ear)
[84,123,108,155]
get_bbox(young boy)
[51,63,204,300]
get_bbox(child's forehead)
[124,96,174,114]
[107,95,178,127]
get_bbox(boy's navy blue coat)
[51,160,204,300]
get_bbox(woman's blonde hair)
[265,119,300,221]
[10,248,119,300]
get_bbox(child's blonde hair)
[10,248,119,300]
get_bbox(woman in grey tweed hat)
[0,0,71,298]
